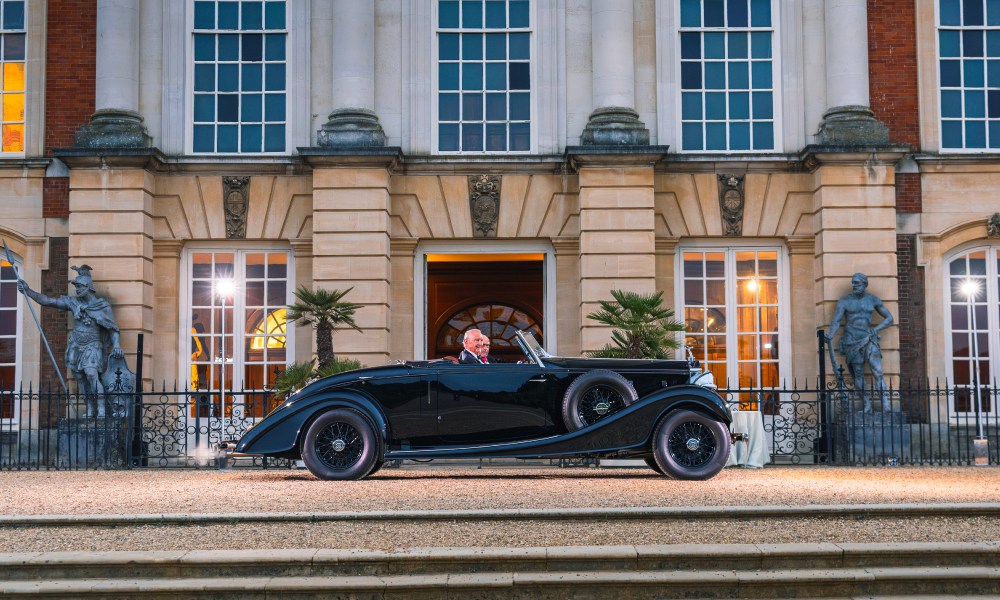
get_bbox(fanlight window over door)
[435,302,541,359]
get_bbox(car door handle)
[528,375,549,382]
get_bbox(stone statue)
[825,272,895,412]
[17,265,124,418]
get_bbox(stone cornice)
[655,237,680,254]
[0,158,51,173]
[785,235,815,255]
[390,238,419,256]
[288,238,313,257]
[799,145,910,171]
[53,147,311,175]
[565,145,671,171]
[550,237,579,255]
[297,147,403,171]
[152,239,185,258]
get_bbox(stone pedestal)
[816,105,889,146]
[317,108,387,147]
[581,107,650,146]
[74,109,152,149]
[850,411,910,464]
[57,417,127,468]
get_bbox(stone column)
[581,0,649,145]
[75,0,151,148]
[303,151,401,366]
[571,151,663,353]
[817,0,888,145]
[317,0,386,147]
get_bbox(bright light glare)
[215,278,236,298]
[746,279,759,292]
[961,279,980,299]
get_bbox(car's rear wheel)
[651,409,730,480]
[301,409,379,480]
[561,370,638,430]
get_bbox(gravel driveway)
[2,464,998,552]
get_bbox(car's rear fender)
[236,390,389,457]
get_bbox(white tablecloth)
[726,410,769,468]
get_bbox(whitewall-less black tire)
[651,409,730,480]
[301,409,379,481]
[561,370,638,430]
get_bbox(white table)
[726,410,769,468]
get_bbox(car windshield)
[515,330,551,365]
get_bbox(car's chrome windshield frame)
[515,330,552,366]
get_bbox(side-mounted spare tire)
[651,409,730,480]
[301,408,380,480]
[561,369,638,430]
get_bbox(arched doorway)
[426,256,544,361]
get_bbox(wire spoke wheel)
[666,421,716,468]
[316,421,364,470]
[577,385,627,426]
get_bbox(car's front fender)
[235,390,389,457]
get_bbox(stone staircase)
[1,542,998,598]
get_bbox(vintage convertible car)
[235,331,734,481]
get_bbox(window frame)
[669,0,784,154]
[0,0,26,156]
[0,250,23,422]
[179,244,295,397]
[674,242,791,391]
[185,0,290,155]
[431,0,537,155]
[943,244,1000,421]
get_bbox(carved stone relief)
[718,174,745,237]
[988,213,1000,239]
[223,176,250,239]
[468,175,501,238]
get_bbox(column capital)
[317,108,387,148]
[816,105,890,146]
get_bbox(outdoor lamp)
[961,279,989,466]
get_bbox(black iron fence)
[1,381,291,470]
[2,378,997,470]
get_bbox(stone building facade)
[0,0,996,428]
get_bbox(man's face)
[481,339,491,356]
[851,277,866,296]
[463,331,483,353]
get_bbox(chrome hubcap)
[331,438,347,452]
[685,437,700,452]
[594,401,610,415]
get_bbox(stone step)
[1,543,998,583]
[0,566,998,599]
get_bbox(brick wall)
[868,0,920,149]
[42,177,69,219]
[895,172,922,213]
[897,234,928,420]
[38,237,69,424]
[44,0,96,153]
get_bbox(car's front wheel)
[301,409,379,480]
[651,409,730,480]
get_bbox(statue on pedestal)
[17,265,124,418]
[825,272,895,412]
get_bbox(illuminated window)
[435,302,541,358]
[945,247,997,416]
[680,248,783,409]
[436,0,531,153]
[679,0,776,152]
[192,0,286,153]
[0,0,25,154]
[937,0,1000,149]
[186,249,290,418]
[1,254,21,419]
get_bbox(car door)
[434,362,558,445]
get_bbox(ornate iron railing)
[1,378,997,470]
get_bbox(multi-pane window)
[679,0,775,152]
[192,0,286,153]
[188,250,290,419]
[0,0,24,154]
[681,248,782,408]
[437,0,531,152]
[946,248,997,416]
[938,0,1000,149]
[0,255,20,419]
